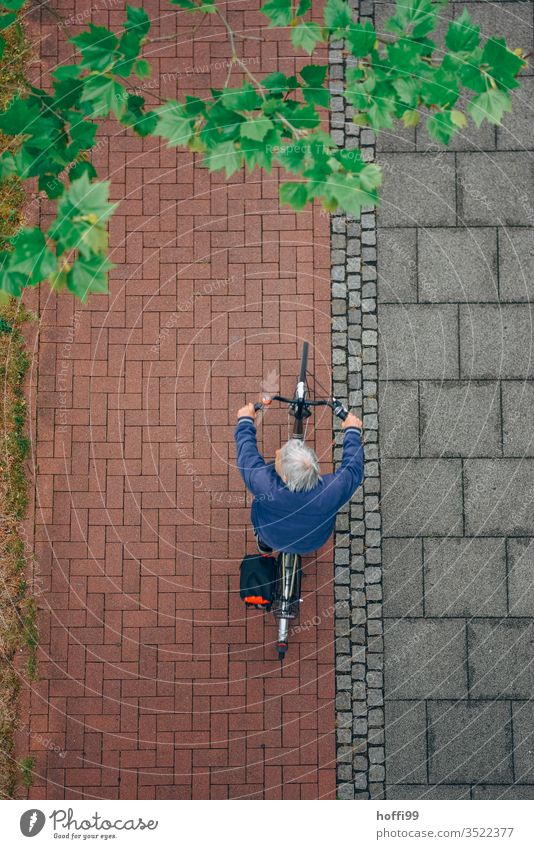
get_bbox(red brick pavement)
[16,0,336,799]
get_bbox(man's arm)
[234,403,271,496]
[333,412,364,507]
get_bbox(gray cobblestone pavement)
[377,0,534,801]
[333,0,534,799]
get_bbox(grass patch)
[0,302,36,799]
[0,20,30,251]
[19,755,34,790]
[0,13,39,799]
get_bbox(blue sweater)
[234,417,364,554]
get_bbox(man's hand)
[237,402,256,420]
[342,412,363,430]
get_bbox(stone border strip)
[330,0,385,800]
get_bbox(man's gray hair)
[280,439,321,493]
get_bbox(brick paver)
[16,0,336,800]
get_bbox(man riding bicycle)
[235,402,364,555]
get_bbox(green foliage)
[19,756,35,789]
[0,0,525,300]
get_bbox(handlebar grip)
[333,400,349,421]
[254,394,272,413]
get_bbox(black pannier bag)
[240,554,277,610]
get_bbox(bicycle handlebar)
[254,394,349,421]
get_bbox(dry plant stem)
[149,10,208,41]
[213,5,307,140]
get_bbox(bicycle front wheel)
[299,341,309,383]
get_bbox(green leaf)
[324,0,352,31]
[79,76,127,119]
[386,0,438,39]
[67,254,114,301]
[241,133,275,172]
[39,174,65,201]
[71,24,118,72]
[482,38,524,90]
[366,96,395,130]
[468,88,512,127]
[153,101,194,147]
[8,228,57,285]
[346,21,376,57]
[300,64,328,88]
[169,0,197,8]
[240,116,274,141]
[334,148,365,173]
[0,151,17,178]
[285,103,320,129]
[203,141,244,177]
[220,83,261,112]
[401,109,420,128]
[445,8,480,53]
[125,5,151,37]
[280,182,308,210]
[68,116,97,156]
[392,76,419,106]
[135,58,151,79]
[184,95,207,117]
[63,173,116,222]
[0,253,24,297]
[0,0,25,9]
[53,64,82,81]
[0,97,41,137]
[262,72,295,95]
[121,95,159,136]
[277,141,306,173]
[303,85,330,108]
[291,22,323,54]
[358,163,383,191]
[296,0,311,14]
[387,37,426,69]
[0,12,16,30]
[49,174,116,257]
[68,160,97,182]
[260,0,292,27]
[450,108,467,128]
[114,29,143,74]
[426,110,458,144]
[419,67,459,107]
[324,172,378,217]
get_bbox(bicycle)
[253,341,349,660]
